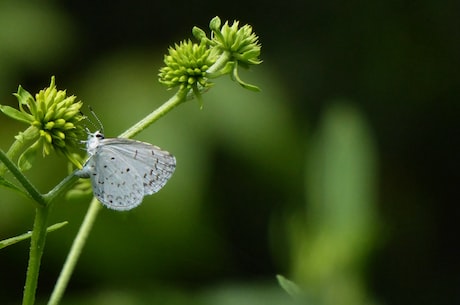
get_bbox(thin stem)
[0,126,37,176]
[44,171,80,203]
[47,198,101,305]
[0,221,68,250]
[48,198,100,305]
[0,149,45,206]
[22,206,50,305]
[119,88,188,138]
[48,88,189,305]
[207,51,231,75]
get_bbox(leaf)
[276,275,302,298]
[14,85,35,108]
[15,128,39,142]
[18,142,40,171]
[232,63,261,92]
[191,84,204,109]
[0,221,68,250]
[192,26,207,41]
[0,105,34,124]
[209,16,222,32]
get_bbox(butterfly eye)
[95,132,104,139]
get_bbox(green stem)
[47,198,101,305]
[119,88,188,138]
[48,88,189,305]
[43,172,80,203]
[0,149,45,206]
[207,51,231,75]
[22,206,50,305]
[0,126,37,176]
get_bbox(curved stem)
[47,198,101,305]
[119,88,188,139]
[0,126,37,176]
[207,51,231,75]
[48,88,189,305]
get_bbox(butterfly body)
[76,131,176,211]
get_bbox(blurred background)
[0,1,459,304]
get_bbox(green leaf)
[15,85,38,117]
[191,84,204,109]
[209,16,222,32]
[219,61,234,75]
[0,176,28,196]
[0,221,68,250]
[14,85,35,107]
[192,26,207,41]
[18,141,40,171]
[276,275,302,298]
[0,105,34,124]
[232,63,261,92]
[14,127,40,143]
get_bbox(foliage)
[0,16,263,305]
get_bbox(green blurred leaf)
[276,274,302,297]
[291,102,378,305]
[0,104,33,124]
[0,221,68,250]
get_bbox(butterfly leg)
[74,160,95,178]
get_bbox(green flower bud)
[210,20,262,66]
[209,16,222,32]
[0,76,86,170]
[192,26,207,41]
[158,40,216,91]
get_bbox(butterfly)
[75,130,176,211]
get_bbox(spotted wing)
[86,147,145,211]
[98,138,176,195]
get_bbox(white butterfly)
[75,130,176,211]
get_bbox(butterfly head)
[86,130,105,155]
[81,106,105,154]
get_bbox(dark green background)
[0,1,458,304]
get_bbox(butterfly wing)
[86,147,144,210]
[91,138,176,210]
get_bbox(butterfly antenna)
[87,106,104,134]
[79,110,91,133]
